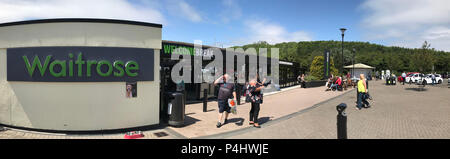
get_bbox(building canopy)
[344,63,374,69]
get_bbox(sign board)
[162,42,214,59]
[323,50,330,79]
[7,47,154,82]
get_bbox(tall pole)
[341,34,344,76]
[352,48,355,79]
[340,28,346,76]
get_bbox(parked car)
[422,74,443,84]
[405,73,424,84]
[407,72,419,76]
[405,74,413,83]
[417,74,443,85]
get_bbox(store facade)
[0,19,162,131]
[0,19,301,132]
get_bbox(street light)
[340,28,346,76]
[352,48,356,80]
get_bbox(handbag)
[245,85,252,103]
[363,92,372,100]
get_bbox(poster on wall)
[126,82,137,98]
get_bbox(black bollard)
[336,103,347,139]
[203,89,207,112]
[236,84,241,105]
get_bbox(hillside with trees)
[236,40,450,76]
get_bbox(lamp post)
[340,28,346,76]
[352,48,356,80]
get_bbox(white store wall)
[0,20,161,131]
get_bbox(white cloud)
[360,0,450,51]
[167,0,203,22]
[243,19,312,44]
[0,0,165,24]
[220,0,242,23]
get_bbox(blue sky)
[161,0,364,46]
[1,0,449,51]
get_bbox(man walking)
[214,73,237,128]
[431,73,436,85]
[375,71,379,81]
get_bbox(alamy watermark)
[170,40,279,86]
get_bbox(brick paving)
[0,83,351,139]
[0,128,177,139]
[226,80,450,139]
[168,84,351,138]
[2,80,447,139]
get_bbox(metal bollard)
[203,89,207,112]
[336,103,347,139]
[236,84,241,105]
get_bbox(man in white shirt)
[401,72,406,85]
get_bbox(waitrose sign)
[7,47,154,82]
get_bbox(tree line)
[236,40,450,76]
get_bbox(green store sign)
[162,43,214,58]
[7,47,154,82]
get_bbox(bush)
[304,75,320,81]
[309,56,338,79]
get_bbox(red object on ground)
[124,133,144,139]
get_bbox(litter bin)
[166,92,185,127]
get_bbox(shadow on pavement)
[225,118,245,126]
[258,116,273,125]
[206,109,216,112]
[184,116,201,127]
[185,109,216,116]
[405,87,428,92]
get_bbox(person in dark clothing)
[246,74,265,128]
[298,74,306,88]
[214,73,237,128]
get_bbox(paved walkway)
[168,85,351,138]
[224,80,450,139]
[0,83,351,139]
[0,127,177,139]
[4,80,445,139]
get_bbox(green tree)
[309,56,338,79]
[233,40,450,74]
[411,41,436,73]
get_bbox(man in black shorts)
[214,73,237,128]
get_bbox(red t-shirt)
[335,78,342,85]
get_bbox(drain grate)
[153,132,169,137]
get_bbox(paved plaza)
[1,80,449,139]
[225,80,450,139]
